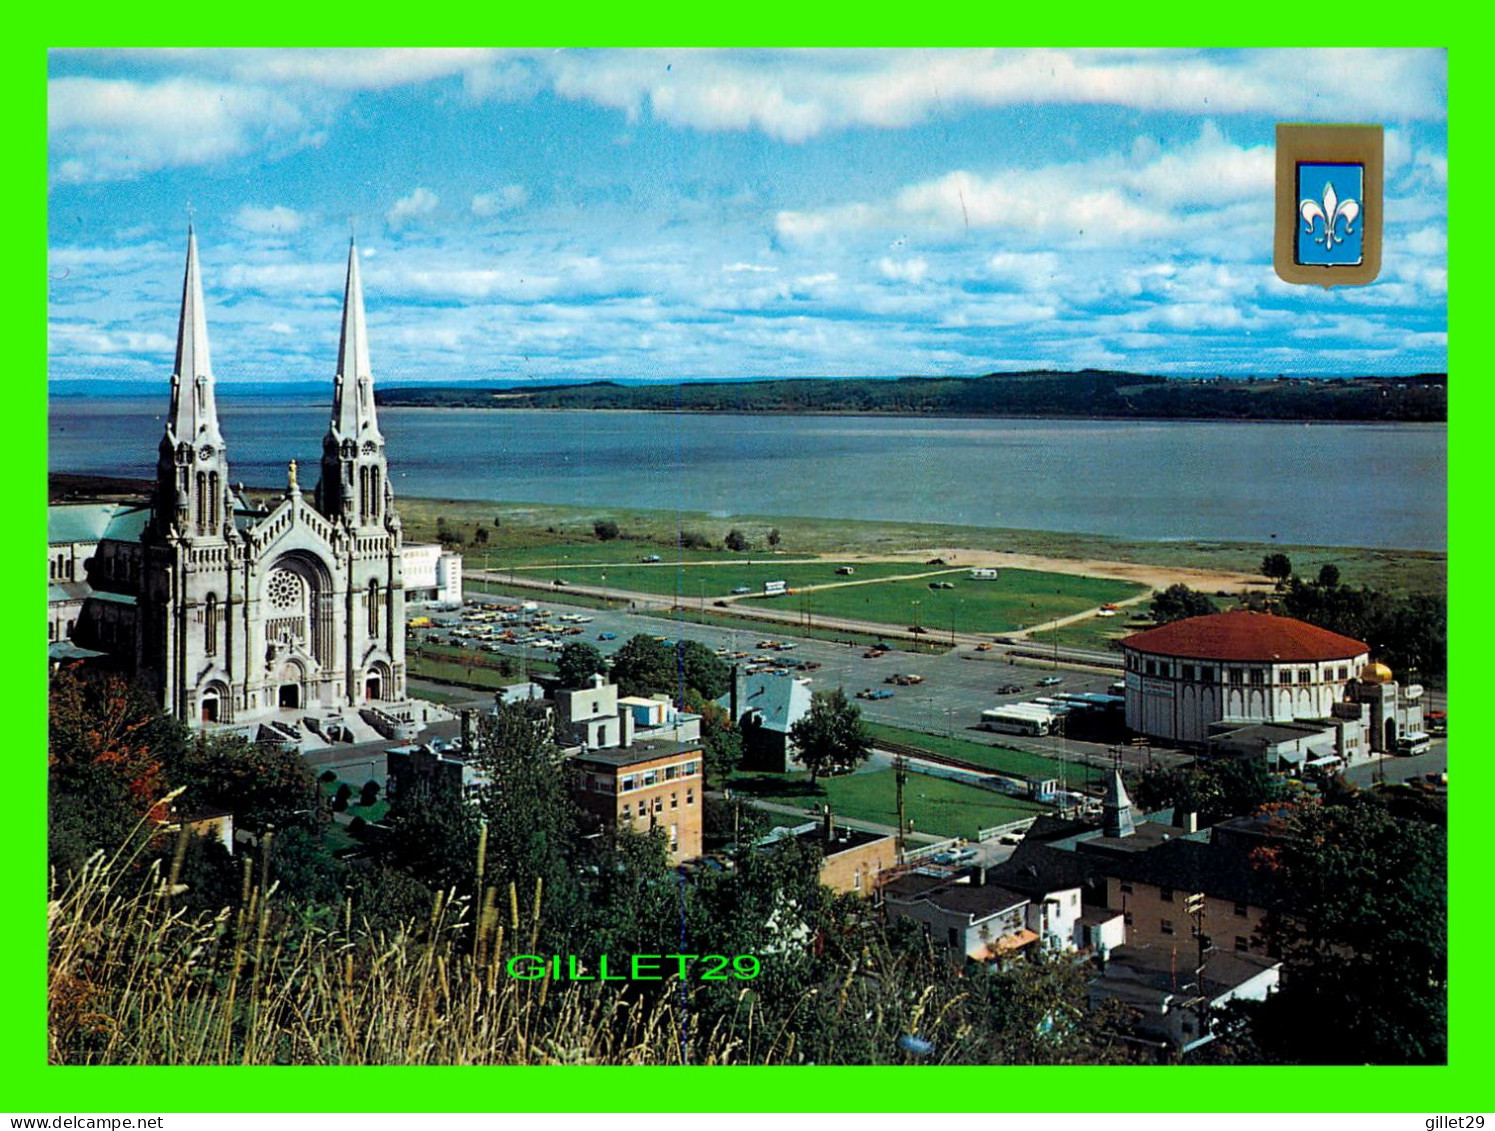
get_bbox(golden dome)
[1359,661,1394,684]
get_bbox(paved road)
[1342,738,1447,788]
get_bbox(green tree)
[471,700,585,943]
[789,688,872,784]
[1261,552,1293,585]
[1149,583,1218,624]
[609,634,676,698]
[766,528,781,549]
[1235,794,1447,1064]
[593,519,620,541]
[383,777,482,892]
[724,528,751,552]
[171,733,322,833]
[686,692,742,788]
[676,639,731,701]
[555,641,608,690]
[1316,562,1341,589]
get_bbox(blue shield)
[1296,162,1365,267]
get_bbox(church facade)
[128,229,408,728]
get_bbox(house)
[736,671,813,772]
[572,740,704,863]
[757,813,895,896]
[881,866,1087,960]
[990,770,1279,959]
[1088,944,1281,1053]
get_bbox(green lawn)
[729,767,1049,840]
[485,558,1144,638]
[863,722,1067,781]
[1025,617,1138,652]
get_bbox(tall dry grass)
[48,826,780,1066]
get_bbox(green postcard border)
[11,21,1477,1115]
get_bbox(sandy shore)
[839,547,1265,594]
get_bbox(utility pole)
[1186,890,1211,1048]
[895,750,908,865]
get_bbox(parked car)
[642,554,662,563]
[598,632,617,641]
[996,683,1023,694]
[1037,676,1063,686]
[731,586,752,595]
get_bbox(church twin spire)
[157,229,392,538]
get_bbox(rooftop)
[1122,610,1368,663]
[572,739,703,769]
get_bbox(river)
[48,395,1447,550]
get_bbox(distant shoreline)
[373,370,1447,424]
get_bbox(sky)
[46,48,1448,387]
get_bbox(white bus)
[981,708,1054,736]
[763,580,788,596]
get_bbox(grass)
[385,494,1446,598]
[862,722,1068,781]
[489,558,1144,638]
[48,842,712,1065]
[729,767,1049,840]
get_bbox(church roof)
[1122,609,1368,663]
[48,503,150,546]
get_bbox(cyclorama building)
[49,230,442,746]
[1122,609,1425,755]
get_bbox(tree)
[1261,552,1293,585]
[608,634,676,698]
[1316,562,1341,589]
[473,525,489,545]
[676,639,730,701]
[555,641,608,690]
[766,528,781,549]
[1234,794,1446,1064]
[679,531,712,550]
[593,519,620,541]
[1149,583,1218,624]
[789,688,872,784]
[383,777,482,892]
[170,733,322,834]
[724,528,751,552]
[687,692,742,789]
[471,700,585,942]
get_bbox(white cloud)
[877,256,928,284]
[49,76,312,182]
[387,187,439,226]
[471,186,529,216]
[235,204,305,235]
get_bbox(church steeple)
[155,225,230,538]
[1102,767,1136,839]
[318,240,389,527]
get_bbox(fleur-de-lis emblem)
[1299,182,1360,252]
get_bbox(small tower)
[1102,767,1136,839]
[152,225,230,539]
[317,239,390,529]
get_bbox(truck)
[763,580,788,597]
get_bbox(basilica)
[50,230,431,744]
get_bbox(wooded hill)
[377,371,1447,422]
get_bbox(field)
[730,767,1050,840]
[862,722,1073,782]
[496,558,1143,637]
[379,493,1446,599]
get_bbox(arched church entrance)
[279,683,301,709]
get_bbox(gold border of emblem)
[1275,123,1384,287]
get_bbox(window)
[1161,919,1175,936]
[1298,668,1312,684]
[1145,660,1158,676]
[1119,881,1133,894]
[643,771,658,786]
[1201,666,1215,684]
[654,798,664,813]
[1159,887,1174,902]
[683,761,698,775]
[853,870,862,890]
[1279,669,1292,684]
[1250,669,1265,686]
[1338,666,1349,680]
[947,927,959,949]
[686,790,694,805]
[1228,669,1243,685]
[205,593,218,655]
[1236,936,1250,952]
[665,765,678,780]
[621,776,636,792]
[621,803,631,819]
[670,793,679,809]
